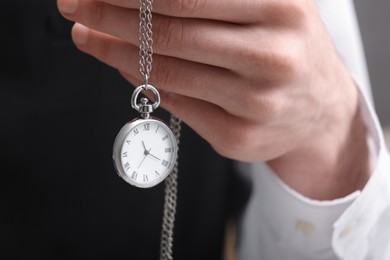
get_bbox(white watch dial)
[113,118,177,188]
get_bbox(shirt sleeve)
[236,1,390,259]
[315,2,390,258]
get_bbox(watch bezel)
[112,117,178,188]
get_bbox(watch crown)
[139,98,153,118]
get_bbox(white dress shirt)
[236,1,390,259]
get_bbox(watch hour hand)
[142,140,148,152]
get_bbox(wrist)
[268,65,371,200]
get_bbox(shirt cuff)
[255,84,390,259]
[235,85,390,259]
[330,85,390,259]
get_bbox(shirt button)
[339,220,358,238]
[295,219,316,236]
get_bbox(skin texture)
[57,0,370,200]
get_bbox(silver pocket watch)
[112,84,178,188]
[113,0,181,258]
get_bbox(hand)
[58,0,370,199]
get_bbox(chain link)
[139,1,181,259]
[160,116,182,260]
[139,0,154,84]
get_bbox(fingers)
[154,91,283,162]
[59,0,271,72]
[70,20,266,161]
[94,0,266,24]
[72,23,257,119]
[59,0,138,45]
[147,90,264,162]
[93,0,308,26]
[57,0,318,164]
[58,0,300,80]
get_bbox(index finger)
[96,0,266,24]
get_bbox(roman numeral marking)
[155,126,160,133]
[155,170,160,177]
[143,174,149,182]
[133,128,139,136]
[144,123,150,131]
[162,135,168,141]
[123,152,128,157]
[124,162,130,171]
[126,140,131,145]
[131,171,138,180]
[162,160,169,167]
[165,148,172,153]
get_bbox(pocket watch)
[113,0,181,258]
[112,84,178,188]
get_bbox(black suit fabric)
[0,2,250,259]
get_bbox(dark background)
[355,0,390,127]
[0,0,388,258]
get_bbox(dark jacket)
[0,2,249,259]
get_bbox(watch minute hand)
[148,151,161,161]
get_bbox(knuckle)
[236,89,263,113]
[241,45,299,78]
[239,47,269,75]
[154,16,185,52]
[288,3,307,27]
[260,94,284,120]
[226,126,257,153]
[271,48,299,76]
[240,88,285,121]
[263,1,307,27]
[230,128,255,149]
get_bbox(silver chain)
[139,0,154,84]
[139,1,181,259]
[160,116,182,260]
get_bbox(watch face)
[113,118,177,188]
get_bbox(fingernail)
[58,0,78,14]
[72,23,89,45]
